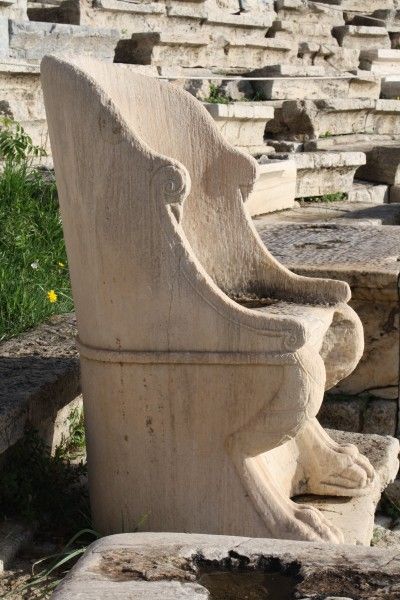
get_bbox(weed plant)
[0,118,73,340]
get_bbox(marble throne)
[42,56,380,543]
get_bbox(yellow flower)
[47,289,58,303]
[58,262,65,268]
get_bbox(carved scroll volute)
[151,163,191,223]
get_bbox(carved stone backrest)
[41,56,350,355]
[58,58,266,296]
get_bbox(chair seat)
[254,300,334,350]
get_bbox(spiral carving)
[152,163,191,205]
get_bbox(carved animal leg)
[295,418,375,496]
[232,443,344,543]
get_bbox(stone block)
[0,521,33,573]
[265,99,400,141]
[363,399,398,437]
[268,19,335,45]
[292,151,365,198]
[357,145,400,186]
[114,32,210,68]
[315,0,393,11]
[276,0,345,25]
[319,395,363,432]
[372,9,400,32]
[333,25,391,50]
[390,185,400,202]
[298,42,360,72]
[203,101,274,154]
[349,180,389,203]
[0,0,26,19]
[381,76,400,99]
[0,58,49,150]
[8,20,120,62]
[360,48,400,75]
[223,37,296,69]
[247,157,296,215]
[249,65,380,101]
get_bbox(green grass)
[298,192,348,204]
[205,83,232,104]
[0,161,73,340]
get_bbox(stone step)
[5,19,119,63]
[297,42,360,72]
[260,151,365,199]
[276,0,345,25]
[43,0,275,37]
[115,32,209,68]
[248,66,380,100]
[372,8,400,32]
[0,313,80,455]
[332,25,391,50]
[203,101,274,155]
[312,0,394,11]
[349,180,390,203]
[304,132,400,151]
[265,99,400,141]
[267,19,336,45]
[246,157,297,215]
[360,48,400,74]
[301,137,400,199]
[115,30,297,70]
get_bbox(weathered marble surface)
[52,531,400,599]
[42,56,376,544]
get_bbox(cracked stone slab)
[52,531,400,599]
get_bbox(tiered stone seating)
[248,65,380,100]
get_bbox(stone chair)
[41,55,374,543]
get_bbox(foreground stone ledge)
[0,313,79,454]
[52,530,400,599]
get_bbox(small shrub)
[298,192,347,204]
[0,427,89,537]
[205,83,232,104]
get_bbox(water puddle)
[198,569,296,600]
